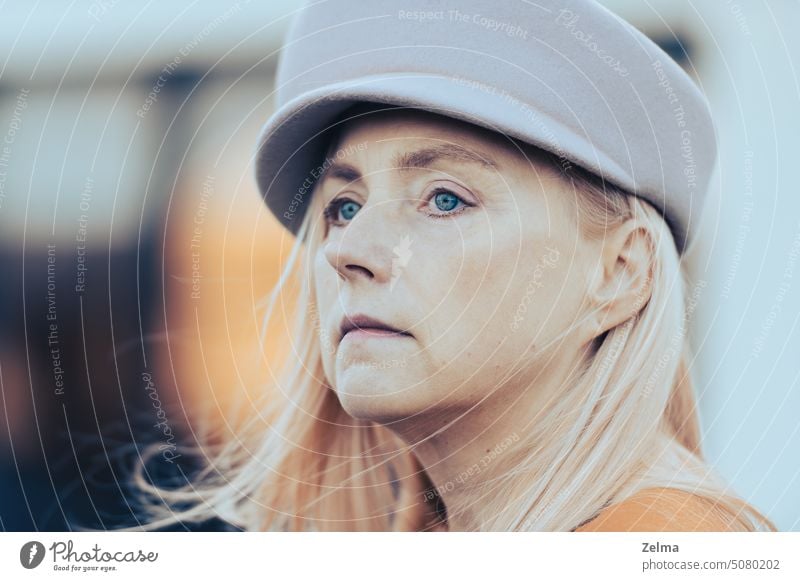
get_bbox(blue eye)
[339,200,361,220]
[432,190,462,212]
[428,187,471,217]
[323,198,362,226]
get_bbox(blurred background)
[0,0,797,531]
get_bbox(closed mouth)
[339,314,413,343]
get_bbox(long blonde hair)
[127,138,776,532]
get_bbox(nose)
[322,206,398,284]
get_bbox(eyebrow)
[317,143,500,185]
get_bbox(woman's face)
[311,107,596,424]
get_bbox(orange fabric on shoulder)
[574,487,736,532]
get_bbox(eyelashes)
[426,186,471,218]
[322,183,476,228]
[323,197,361,225]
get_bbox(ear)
[581,219,654,343]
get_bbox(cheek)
[414,229,498,328]
[504,246,568,337]
[443,232,572,364]
[312,254,340,371]
[312,254,330,314]
[419,232,526,364]
[413,242,537,403]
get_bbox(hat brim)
[254,71,649,243]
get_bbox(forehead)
[325,106,523,164]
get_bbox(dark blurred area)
[0,1,293,531]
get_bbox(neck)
[389,349,583,531]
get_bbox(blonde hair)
[126,131,776,532]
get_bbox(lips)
[339,313,413,343]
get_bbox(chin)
[333,367,424,423]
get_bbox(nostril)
[345,264,374,278]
